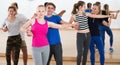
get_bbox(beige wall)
[1,29,120,59]
[0,30,77,57]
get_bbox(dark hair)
[8,6,17,12]
[87,3,92,8]
[104,4,109,15]
[77,1,85,9]
[46,2,56,9]
[71,3,78,14]
[44,2,48,7]
[71,1,85,14]
[95,1,101,6]
[11,2,18,9]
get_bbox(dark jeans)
[47,43,63,65]
[77,32,91,65]
[6,34,22,65]
[99,25,113,47]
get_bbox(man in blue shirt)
[45,2,67,65]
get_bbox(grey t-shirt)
[1,13,28,40]
[16,14,28,40]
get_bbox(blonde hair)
[38,5,45,8]
[93,3,101,14]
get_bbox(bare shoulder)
[71,14,76,20]
[31,19,36,25]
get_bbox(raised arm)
[31,13,37,19]
[109,10,120,13]
[111,10,119,19]
[86,13,109,18]
[48,22,72,29]
[57,10,66,17]
[60,20,69,24]
[21,19,32,32]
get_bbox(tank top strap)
[45,20,48,24]
[44,20,48,27]
[34,18,38,23]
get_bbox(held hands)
[26,30,33,37]
[109,10,119,19]
[57,10,66,17]
[72,22,79,30]
[61,24,72,29]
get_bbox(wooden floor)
[0,50,120,65]
[0,56,120,65]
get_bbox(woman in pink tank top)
[21,5,72,65]
[31,18,49,47]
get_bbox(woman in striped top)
[69,1,110,65]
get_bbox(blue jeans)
[90,36,105,65]
[99,25,113,47]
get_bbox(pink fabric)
[31,19,49,47]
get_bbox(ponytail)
[71,3,77,14]
[71,1,85,14]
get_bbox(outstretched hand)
[61,24,72,29]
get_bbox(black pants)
[47,43,63,65]
[6,34,22,65]
[76,32,91,65]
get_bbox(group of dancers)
[0,0,119,65]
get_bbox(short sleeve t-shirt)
[16,13,28,40]
[44,15,62,45]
